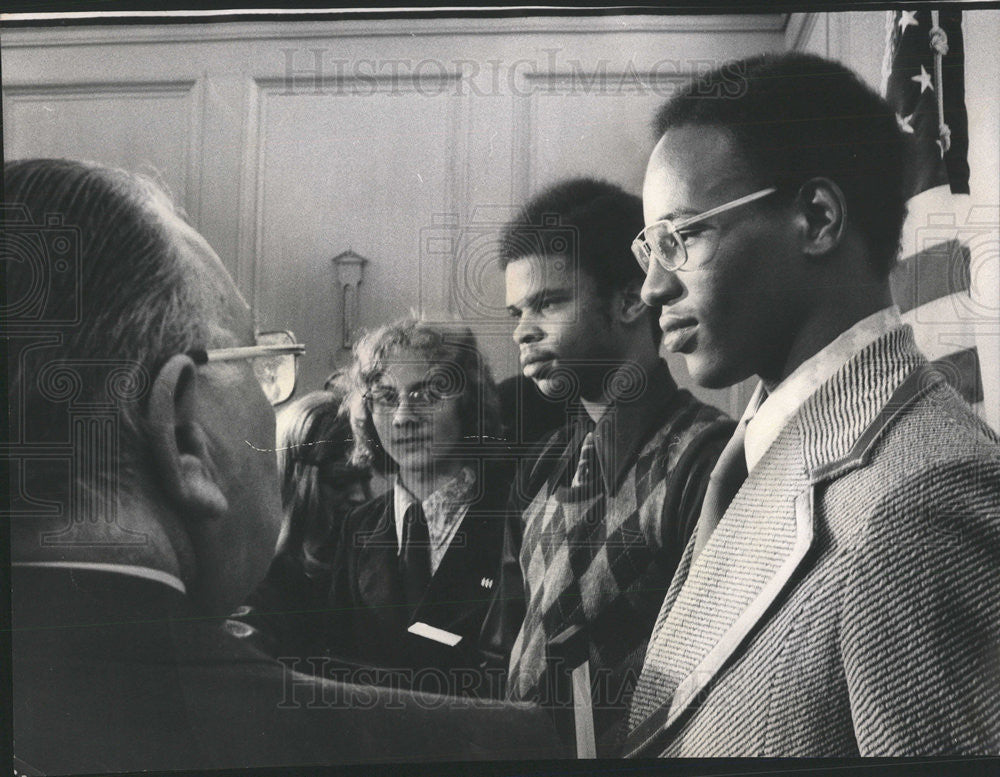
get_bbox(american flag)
[882,10,994,429]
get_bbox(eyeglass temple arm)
[672,187,778,230]
[196,343,306,362]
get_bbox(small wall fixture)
[332,249,368,349]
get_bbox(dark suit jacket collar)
[10,565,216,665]
[357,491,398,550]
[545,361,679,498]
[354,478,505,615]
[12,564,189,627]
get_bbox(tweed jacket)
[625,326,1000,757]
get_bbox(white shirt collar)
[11,560,187,595]
[743,306,902,473]
[392,467,476,574]
[393,478,419,549]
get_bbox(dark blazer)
[11,566,563,773]
[324,466,510,696]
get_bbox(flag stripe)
[929,346,983,405]
[890,238,970,314]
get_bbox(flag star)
[911,64,933,93]
[898,10,919,32]
[896,112,915,134]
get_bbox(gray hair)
[5,158,228,485]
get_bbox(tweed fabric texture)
[506,389,732,750]
[626,326,1000,756]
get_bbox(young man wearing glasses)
[7,160,561,773]
[625,53,1000,757]
[485,178,735,753]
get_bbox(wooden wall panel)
[247,79,463,390]
[2,16,787,414]
[3,81,202,219]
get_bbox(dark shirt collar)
[563,360,678,496]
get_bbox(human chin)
[388,439,433,472]
[682,345,744,390]
[532,372,574,400]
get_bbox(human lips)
[520,353,557,378]
[393,434,430,448]
[659,315,698,354]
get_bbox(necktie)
[570,430,598,489]
[399,502,431,608]
[691,418,749,564]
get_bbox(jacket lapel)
[625,431,815,755]
[356,498,408,630]
[414,473,509,629]
[625,325,926,755]
[413,511,502,636]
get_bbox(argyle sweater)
[493,368,733,753]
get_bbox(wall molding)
[513,68,695,197]
[524,70,697,95]
[238,73,467,315]
[2,80,197,96]
[1,15,789,49]
[4,78,204,224]
[785,12,821,52]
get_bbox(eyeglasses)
[364,385,461,414]
[188,330,305,406]
[632,187,777,272]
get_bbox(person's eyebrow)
[375,375,437,391]
[409,378,434,391]
[508,286,572,314]
[653,206,699,223]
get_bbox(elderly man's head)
[6,159,285,614]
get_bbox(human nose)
[513,314,543,346]
[391,393,423,425]
[640,259,684,308]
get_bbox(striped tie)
[570,430,597,489]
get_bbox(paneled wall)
[3,15,786,415]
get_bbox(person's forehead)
[643,125,756,221]
[373,354,436,387]
[504,253,584,302]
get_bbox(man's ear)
[795,177,847,257]
[617,279,650,325]
[147,354,229,518]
